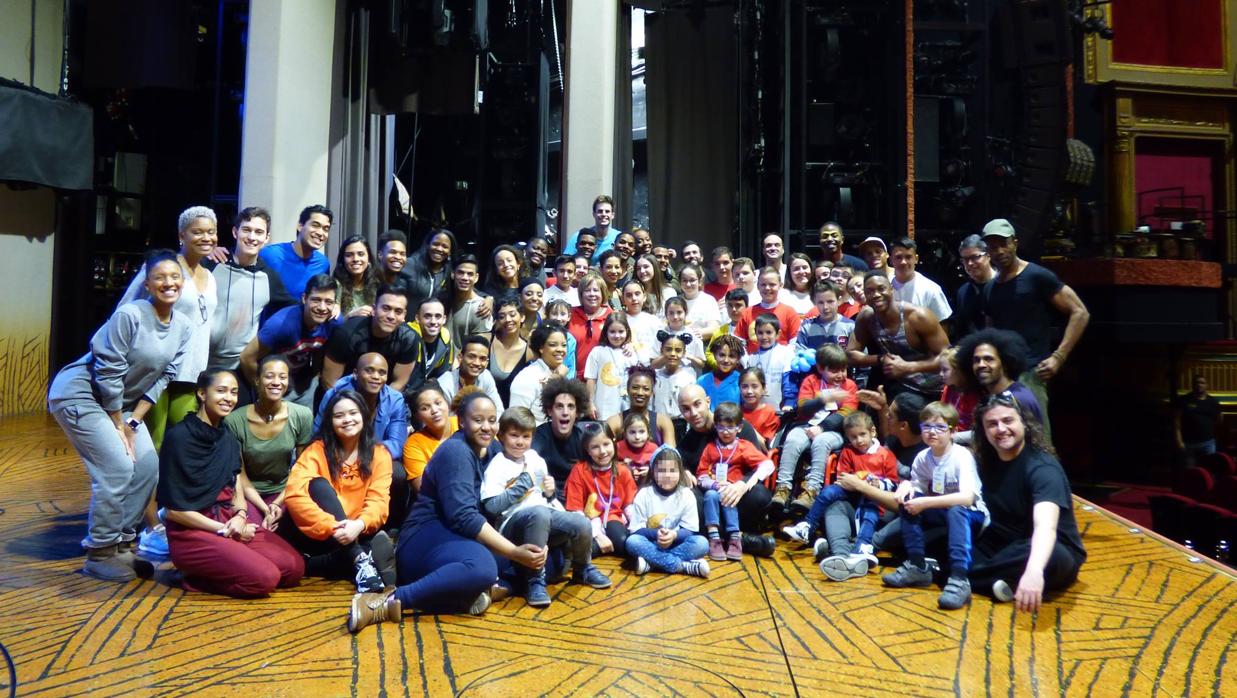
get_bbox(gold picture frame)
[1084,1,1237,91]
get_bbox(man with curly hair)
[956,328,1043,425]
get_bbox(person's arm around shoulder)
[238,336,267,387]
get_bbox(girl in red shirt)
[565,423,638,557]
[739,367,781,445]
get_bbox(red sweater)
[735,302,801,353]
[568,306,612,380]
[616,440,659,470]
[565,461,637,524]
[836,445,899,482]
[742,403,781,444]
[696,438,768,485]
[797,374,859,414]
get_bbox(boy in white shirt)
[481,407,609,606]
[543,255,580,307]
[742,313,795,410]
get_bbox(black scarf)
[157,414,242,512]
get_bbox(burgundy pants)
[167,492,305,598]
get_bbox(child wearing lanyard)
[565,423,638,557]
[696,402,775,562]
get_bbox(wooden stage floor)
[0,414,1233,697]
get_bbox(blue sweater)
[398,433,488,544]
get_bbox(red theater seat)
[1178,466,1215,502]
[1148,493,1194,543]
[1200,452,1237,478]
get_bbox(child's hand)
[632,464,649,480]
[595,534,614,554]
[902,497,926,516]
[541,475,556,497]
[894,481,914,502]
[656,528,675,549]
[805,425,822,439]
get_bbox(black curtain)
[645,9,737,252]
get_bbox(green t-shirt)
[223,403,315,494]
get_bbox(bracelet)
[231,508,248,520]
[1050,350,1066,363]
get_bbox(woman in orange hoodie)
[284,389,394,593]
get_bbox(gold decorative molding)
[1084,3,1237,91]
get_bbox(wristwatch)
[124,417,142,431]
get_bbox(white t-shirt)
[742,343,795,409]
[892,271,953,321]
[544,284,579,307]
[625,311,663,362]
[480,450,562,534]
[683,291,722,333]
[584,345,638,420]
[784,290,815,315]
[653,365,698,418]
[909,443,989,525]
[507,359,556,424]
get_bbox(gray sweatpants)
[777,427,844,491]
[503,506,592,574]
[52,402,159,549]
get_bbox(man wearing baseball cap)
[858,236,890,277]
[978,218,1090,439]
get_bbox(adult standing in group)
[523,235,552,286]
[332,235,380,318]
[952,234,993,339]
[224,354,314,532]
[956,329,1043,423]
[532,377,593,499]
[321,285,419,394]
[348,393,547,631]
[680,241,704,267]
[1174,374,1221,467]
[438,334,504,410]
[375,230,411,288]
[259,204,332,303]
[159,369,305,597]
[489,295,531,406]
[239,274,342,409]
[889,237,952,325]
[206,207,292,388]
[445,253,493,353]
[403,228,459,308]
[48,250,193,581]
[783,253,818,315]
[761,233,788,283]
[568,271,613,379]
[119,207,219,448]
[481,244,527,299]
[508,324,571,425]
[817,222,869,272]
[980,218,1090,440]
[968,395,1086,610]
[847,272,949,400]
[858,236,890,277]
[563,195,621,259]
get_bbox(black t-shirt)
[677,420,767,470]
[953,281,984,340]
[977,448,1086,562]
[1177,393,1220,443]
[886,436,927,482]
[982,262,1064,363]
[325,315,419,378]
[533,422,586,497]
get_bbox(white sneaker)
[820,553,871,582]
[812,538,830,561]
[634,557,650,575]
[782,522,811,545]
[681,559,710,578]
[992,579,1015,603]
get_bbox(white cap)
[858,236,887,252]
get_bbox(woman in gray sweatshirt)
[48,250,194,582]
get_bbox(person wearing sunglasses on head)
[955,329,1043,430]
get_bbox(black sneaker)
[369,531,396,587]
[354,551,384,593]
[741,533,776,558]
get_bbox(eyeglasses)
[716,424,741,433]
[961,253,988,264]
[919,423,951,434]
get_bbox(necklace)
[254,402,279,423]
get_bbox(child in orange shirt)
[565,423,638,557]
[739,367,781,445]
[696,403,775,561]
[284,389,394,593]
[782,411,898,578]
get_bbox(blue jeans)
[702,489,740,536]
[625,533,710,573]
[394,518,498,613]
[901,502,985,577]
[805,485,881,546]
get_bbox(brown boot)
[348,591,402,633]
[83,544,137,582]
[771,485,792,509]
[115,540,137,567]
[791,487,819,514]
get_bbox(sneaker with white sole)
[819,552,875,581]
[467,591,491,615]
[992,579,1015,603]
[782,521,811,545]
[137,526,170,562]
[812,538,830,561]
[938,577,972,610]
[353,551,384,593]
[882,560,934,588]
[634,557,651,575]
[681,559,710,578]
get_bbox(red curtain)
[1111,0,1225,69]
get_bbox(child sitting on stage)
[697,402,775,562]
[624,446,711,577]
[566,423,638,559]
[616,411,658,486]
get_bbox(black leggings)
[281,477,370,578]
[388,459,410,532]
[969,538,1082,597]
[592,520,629,558]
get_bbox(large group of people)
[49,195,1092,636]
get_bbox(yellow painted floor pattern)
[0,414,1233,696]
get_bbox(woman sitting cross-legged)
[282,389,395,594]
[348,393,547,632]
[159,369,304,597]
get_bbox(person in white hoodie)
[623,447,711,577]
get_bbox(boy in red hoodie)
[782,411,898,579]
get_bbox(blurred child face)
[665,303,686,329]
[626,421,649,450]
[606,322,629,349]
[813,290,839,322]
[920,416,952,452]
[661,338,685,373]
[547,304,570,326]
[726,298,748,323]
[500,427,533,461]
[715,420,741,445]
[587,434,615,468]
[653,458,681,492]
[822,363,847,386]
[846,424,875,452]
[755,323,778,350]
[739,374,764,408]
[715,345,740,374]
